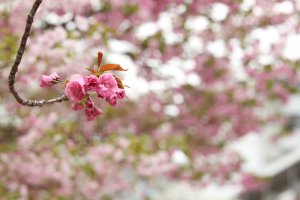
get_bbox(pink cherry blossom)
[65,74,86,102]
[84,75,98,91]
[97,73,118,98]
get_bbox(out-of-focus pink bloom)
[40,72,60,88]
[85,106,103,121]
[65,74,86,102]
[241,173,265,193]
[75,15,90,32]
[84,75,98,91]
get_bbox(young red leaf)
[113,75,125,89]
[99,64,128,72]
[98,52,103,67]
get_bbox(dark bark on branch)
[8,0,68,107]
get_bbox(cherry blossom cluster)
[40,52,127,121]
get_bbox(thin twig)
[8,0,68,107]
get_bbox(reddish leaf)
[99,64,128,72]
[98,52,103,67]
[113,75,124,89]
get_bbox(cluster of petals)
[40,72,60,88]
[64,73,125,121]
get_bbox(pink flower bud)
[106,95,117,106]
[85,106,103,121]
[40,75,53,87]
[40,72,60,88]
[115,89,125,99]
[49,72,60,80]
[72,102,84,111]
[85,97,94,108]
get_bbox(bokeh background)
[1,0,300,199]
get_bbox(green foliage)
[0,32,18,68]
[122,4,139,15]
[0,182,21,200]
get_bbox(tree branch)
[8,0,68,107]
